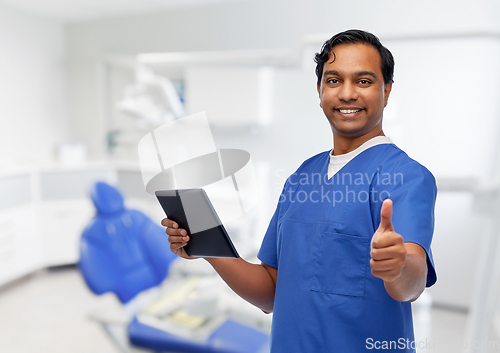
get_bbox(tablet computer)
[155,189,239,258]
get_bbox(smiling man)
[317,42,392,152]
[163,29,437,352]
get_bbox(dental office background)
[1,0,500,352]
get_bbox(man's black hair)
[314,29,394,86]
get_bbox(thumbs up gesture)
[370,199,407,282]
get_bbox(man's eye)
[359,80,370,85]
[327,78,339,84]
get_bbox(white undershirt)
[328,136,393,179]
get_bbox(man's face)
[317,43,392,140]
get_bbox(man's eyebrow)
[323,70,340,78]
[354,71,377,79]
[322,70,378,79]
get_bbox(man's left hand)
[370,199,407,282]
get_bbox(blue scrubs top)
[258,144,437,353]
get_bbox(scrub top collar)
[328,136,393,179]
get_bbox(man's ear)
[383,82,393,107]
[317,85,322,108]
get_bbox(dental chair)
[79,181,269,353]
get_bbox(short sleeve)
[257,206,280,268]
[372,161,437,287]
[258,180,292,269]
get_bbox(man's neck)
[332,130,385,156]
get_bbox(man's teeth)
[339,109,361,113]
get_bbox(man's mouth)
[338,109,362,114]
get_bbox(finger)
[161,218,178,228]
[378,199,394,231]
[371,232,403,251]
[370,257,404,271]
[166,227,187,237]
[171,242,188,253]
[371,246,404,261]
[371,247,392,261]
[371,268,401,281]
[168,234,190,244]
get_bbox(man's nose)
[338,82,358,101]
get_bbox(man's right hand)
[161,218,198,260]
[161,217,277,313]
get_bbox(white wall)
[0,4,71,284]
[65,0,500,159]
[0,5,68,166]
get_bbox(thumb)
[378,198,394,232]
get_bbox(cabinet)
[0,165,114,286]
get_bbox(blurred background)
[1,0,500,352]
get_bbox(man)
[162,29,437,352]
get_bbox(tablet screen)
[156,189,239,258]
